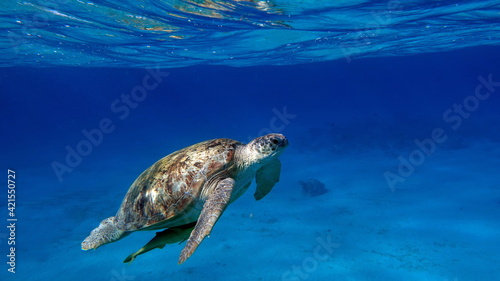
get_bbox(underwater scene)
[1,0,500,280]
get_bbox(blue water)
[1,1,500,280]
[2,0,500,67]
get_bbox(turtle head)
[245,133,288,165]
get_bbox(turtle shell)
[115,138,241,232]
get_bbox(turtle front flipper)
[254,158,282,200]
[178,178,234,264]
[82,216,128,250]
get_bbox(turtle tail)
[81,216,127,250]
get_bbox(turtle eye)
[271,138,279,144]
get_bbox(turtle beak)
[280,136,289,148]
[267,134,288,155]
[251,133,288,159]
[270,134,288,148]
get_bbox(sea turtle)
[81,133,288,264]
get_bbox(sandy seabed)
[3,138,499,281]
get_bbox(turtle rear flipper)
[82,217,127,250]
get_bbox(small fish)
[123,222,196,263]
